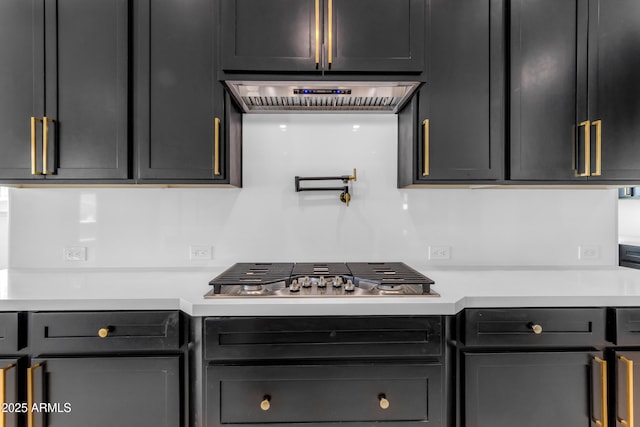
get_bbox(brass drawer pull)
[527,322,543,334]
[619,356,634,427]
[260,395,271,411]
[27,363,42,427]
[378,394,390,409]
[98,327,111,338]
[0,363,16,427]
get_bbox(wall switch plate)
[429,245,451,260]
[578,245,600,260]
[190,245,213,261]
[63,247,87,262]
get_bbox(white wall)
[7,114,619,269]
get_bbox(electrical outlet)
[578,245,600,260]
[190,245,213,261]
[429,245,451,260]
[63,247,87,262]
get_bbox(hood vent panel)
[226,81,420,114]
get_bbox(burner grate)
[209,263,294,294]
[346,262,435,294]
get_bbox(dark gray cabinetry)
[510,0,640,182]
[0,313,23,427]
[397,0,504,185]
[610,309,640,427]
[220,0,425,73]
[27,311,185,427]
[204,316,445,426]
[459,308,608,427]
[0,0,129,181]
[135,0,241,185]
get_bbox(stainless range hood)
[225,81,421,114]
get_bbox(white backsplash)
[8,114,618,268]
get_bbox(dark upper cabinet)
[220,0,425,73]
[586,0,640,181]
[397,0,504,186]
[0,0,129,181]
[135,0,241,185]
[510,0,640,182]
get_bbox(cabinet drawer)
[461,308,606,347]
[0,312,21,353]
[29,311,183,354]
[207,364,442,425]
[609,308,640,345]
[204,316,442,361]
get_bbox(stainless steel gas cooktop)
[204,262,438,298]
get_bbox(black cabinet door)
[43,0,129,180]
[328,0,424,72]
[221,0,319,72]
[0,0,43,180]
[464,351,604,427]
[0,358,20,427]
[221,0,424,73]
[31,356,181,427]
[135,0,241,184]
[586,0,640,181]
[398,0,503,185]
[509,0,588,181]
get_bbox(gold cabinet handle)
[378,394,390,410]
[577,120,591,177]
[594,357,608,427]
[527,323,543,334]
[619,356,634,427]
[98,327,110,338]
[592,120,602,176]
[327,0,333,68]
[214,117,221,176]
[27,363,42,427]
[422,119,430,176]
[0,363,16,427]
[30,117,43,175]
[42,117,52,175]
[315,0,320,68]
[260,395,271,411]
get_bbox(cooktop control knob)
[332,277,342,287]
[289,280,300,292]
[344,280,355,292]
[317,276,327,288]
[301,277,312,288]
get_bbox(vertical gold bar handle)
[577,120,591,177]
[592,120,602,176]
[42,117,52,175]
[30,117,43,175]
[422,119,430,176]
[328,0,333,68]
[619,356,634,427]
[593,357,608,427]
[214,117,221,176]
[315,0,320,68]
[27,363,42,427]
[0,364,16,427]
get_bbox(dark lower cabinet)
[135,0,241,185]
[30,356,181,427]
[464,351,604,427]
[0,357,21,427]
[397,0,504,185]
[204,316,446,427]
[613,351,640,427]
[208,364,441,426]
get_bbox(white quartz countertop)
[3,266,640,315]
